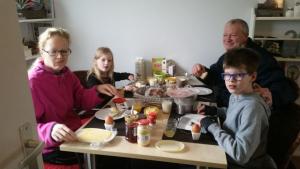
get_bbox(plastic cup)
[176,77,187,88]
[148,78,157,86]
[162,100,172,114]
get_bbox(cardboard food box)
[152,57,165,75]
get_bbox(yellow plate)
[155,140,185,152]
[76,128,116,143]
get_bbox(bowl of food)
[134,86,171,103]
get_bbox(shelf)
[256,17,300,21]
[275,57,300,62]
[254,37,300,41]
[19,18,54,23]
[25,54,39,61]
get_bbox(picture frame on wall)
[284,62,300,104]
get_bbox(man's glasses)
[42,49,71,57]
[221,73,248,81]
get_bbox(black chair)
[284,131,300,169]
[267,103,300,169]
[73,70,88,88]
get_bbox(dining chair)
[283,131,300,169]
[267,103,300,169]
[72,70,95,123]
[73,70,88,88]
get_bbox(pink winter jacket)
[28,60,102,154]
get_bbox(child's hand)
[97,84,119,97]
[128,74,134,81]
[197,103,217,116]
[124,84,137,92]
[51,123,77,142]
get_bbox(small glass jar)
[285,7,294,17]
[137,119,151,146]
[125,114,138,143]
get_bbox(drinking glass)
[164,118,178,138]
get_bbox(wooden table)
[60,111,227,169]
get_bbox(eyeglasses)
[221,73,248,81]
[42,48,71,57]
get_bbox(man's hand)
[192,64,206,78]
[97,84,120,97]
[253,83,273,106]
[51,123,77,142]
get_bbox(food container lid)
[138,119,150,125]
[148,111,157,117]
[112,97,126,103]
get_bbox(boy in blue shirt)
[198,48,277,169]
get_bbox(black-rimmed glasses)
[221,73,248,81]
[42,48,72,57]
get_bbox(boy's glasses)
[221,73,248,81]
[42,49,71,57]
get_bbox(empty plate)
[155,140,185,152]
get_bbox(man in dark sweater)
[192,18,297,110]
[192,18,299,168]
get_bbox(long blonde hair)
[87,47,115,84]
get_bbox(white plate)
[155,140,185,152]
[166,88,197,98]
[177,114,204,131]
[76,128,117,143]
[95,108,129,120]
[193,87,212,95]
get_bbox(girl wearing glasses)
[198,48,277,169]
[28,28,119,166]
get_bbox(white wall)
[54,0,257,75]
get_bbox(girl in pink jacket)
[28,27,119,165]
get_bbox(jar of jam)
[137,119,151,146]
[125,114,138,143]
[125,122,138,143]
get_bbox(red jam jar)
[125,122,138,143]
[125,115,138,143]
